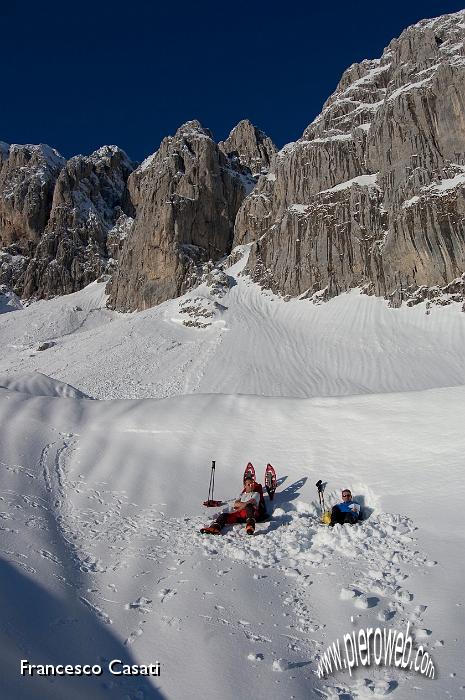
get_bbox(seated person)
[203,475,259,534]
[330,489,361,526]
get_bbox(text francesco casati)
[20,660,161,677]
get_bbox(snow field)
[0,382,464,699]
[0,246,464,401]
[0,247,465,699]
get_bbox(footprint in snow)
[124,627,144,646]
[340,587,360,600]
[80,556,106,574]
[354,594,379,609]
[158,588,177,603]
[409,604,427,622]
[39,550,61,565]
[378,608,396,622]
[394,588,413,603]
[415,628,432,639]
[125,597,152,613]
[244,631,272,643]
[161,615,182,630]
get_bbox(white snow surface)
[320,173,379,194]
[402,165,465,207]
[0,248,465,700]
[430,168,465,193]
[0,371,89,399]
[387,77,434,102]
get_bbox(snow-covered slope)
[0,247,464,700]
[0,384,464,700]
[0,371,90,399]
[0,249,464,400]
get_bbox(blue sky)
[1,0,464,161]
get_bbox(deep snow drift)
[0,249,464,700]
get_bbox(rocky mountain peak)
[3,142,65,169]
[173,120,214,141]
[107,119,251,311]
[0,142,65,254]
[2,11,464,312]
[0,141,135,299]
[234,9,465,309]
[219,119,276,176]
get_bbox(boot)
[246,518,255,535]
[200,524,221,535]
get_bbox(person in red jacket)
[203,475,259,535]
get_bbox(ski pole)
[207,460,216,504]
[316,479,326,514]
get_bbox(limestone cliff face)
[0,143,65,249]
[0,119,275,306]
[0,143,65,288]
[3,10,464,311]
[1,145,134,298]
[218,119,276,176]
[107,121,256,311]
[21,145,135,298]
[235,10,465,306]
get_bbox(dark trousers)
[330,505,358,526]
[214,503,257,530]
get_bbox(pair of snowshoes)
[244,462,277,501]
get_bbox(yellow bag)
[321,511,331,525]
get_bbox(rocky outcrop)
[218,119,276,176]
[0,143,65,250]
[107,120,261,311]
[0,119,276,306]
[106,213,135,261]
[235,10,465,306]
[1,145,135,298]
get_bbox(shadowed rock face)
[19,146,135,298]
[0,145,135,298]
[234,10,465,306]
[107,121,259,311]
[0,144,65,287]
[0,120,274,306]
[0,143,65,250]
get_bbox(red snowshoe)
[265,464,277,500]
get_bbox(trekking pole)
[208,460,215,503]
[315,480,325,515]
[203,461,223,507]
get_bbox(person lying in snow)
[202,475,259,535]
[330,488,361,526]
